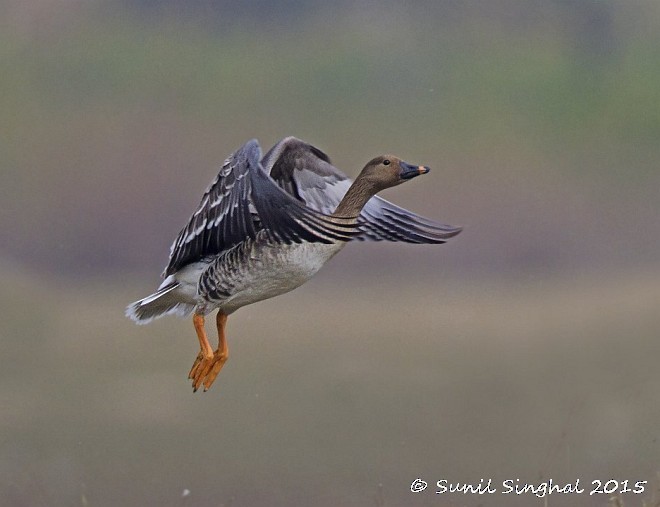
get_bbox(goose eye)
[383,159,391,166]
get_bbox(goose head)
[333,155,432,217]
[357,155,430,192]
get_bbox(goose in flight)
[126,137,461,391]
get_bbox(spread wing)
[262,137,463,244]
[163,139,357,276]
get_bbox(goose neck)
[333,177,377,218]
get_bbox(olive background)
[1,1,659,506]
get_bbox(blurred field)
[1,1,659,506]
[1,261,658,506]
[1,1,659,276]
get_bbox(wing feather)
[263,137,462,244]
[163,140,259,276]
[249,166,357,244]
[163,139,357,277]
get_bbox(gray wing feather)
[164,140,259,276]
[164,139,356,276]
[248,164,357,245]
[263,137,462,244]
[358,197,462,243]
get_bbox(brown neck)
[333,177,378,218]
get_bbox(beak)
[400,162,430,180]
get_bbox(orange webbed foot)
[188,350,207,382]
[189,349,229,392]
[189,311,229,392]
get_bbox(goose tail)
[125,281,195,324]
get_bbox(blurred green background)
[1,1,659,506]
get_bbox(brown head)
[356,155,430,193]
[333,155,431,217]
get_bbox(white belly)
[211,240,345,314]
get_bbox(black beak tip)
[401,162,431,180]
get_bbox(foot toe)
[190,351,228,392]
[188,353,203,379]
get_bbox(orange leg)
[188,313,214,381]
[188,311,229,392]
